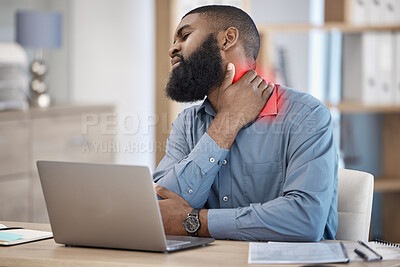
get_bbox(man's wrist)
[198,209,210,237]
[207,112,242,149]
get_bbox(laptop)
[36,160,214,252]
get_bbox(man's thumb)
[221,63,235,90]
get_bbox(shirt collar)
[197,98,215,122]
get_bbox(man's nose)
[169,43,181,58]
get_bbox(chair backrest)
[335,168,374,242]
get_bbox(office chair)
[335,168,374,242]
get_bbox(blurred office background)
[0,0,399,242]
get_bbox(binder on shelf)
[349,0,370,25]
[395,0,400,24]
[382,0,397,24]
[342,32,378,105]
[395,32,400,104]
[369,0,382,25]
[376,32,395,104]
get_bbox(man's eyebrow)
[176,24,191,37]
[173,24,191,44]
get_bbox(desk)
[1,221,399,267]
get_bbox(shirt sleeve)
[153,109,229,208]
[208,105,338,241]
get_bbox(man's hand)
[207,63,274,149]
[217,63,274,125]
[155,183,193,236]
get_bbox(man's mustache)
[172,54,184,63]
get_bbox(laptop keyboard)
[166,239,191,247]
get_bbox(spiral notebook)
[344,240,400,261]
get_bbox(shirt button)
[222,196,228,202]
[209,157,215,163]
[222,160,227,165]
[188,189,193,194]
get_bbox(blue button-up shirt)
[154,85,338,241]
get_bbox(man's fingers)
[251,76,263,88]
[154,183,178,200]
[258,80,268,93]
[220,63,236,90]
[262,83,275,99]
[242,70,258,83]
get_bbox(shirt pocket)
[241,161,284,204]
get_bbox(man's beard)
[165,34,224,103]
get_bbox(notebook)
[248,242,349,264]
[344,241,400,261]
[0,224,53,246]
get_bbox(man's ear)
[221,27,239,51]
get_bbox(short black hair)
[183,5,260,64]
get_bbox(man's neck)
[208,65,254,113]
[208,88,220,113]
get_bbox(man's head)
[183,5,260,62]
[165,5,260,103]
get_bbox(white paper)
[248,242,349,264]
[0,229,53,245]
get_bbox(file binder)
[376,32,395,104]
[342,32,378,105]
[382,0,397,24]
[349,0,370,25]
[395,32,400,104]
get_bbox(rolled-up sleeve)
[153,110,229,208]
[208,105,338,241]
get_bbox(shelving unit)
[258,23,400,33]
[326,102,400,113]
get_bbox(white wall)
[69,0,156,169]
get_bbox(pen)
[357,240,383,260]
[0,227,24,231]
[354,248,369,261]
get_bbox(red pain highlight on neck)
[232,62,248,83]
[232,62,275,84]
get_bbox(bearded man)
[153,5,338,242]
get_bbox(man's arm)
[206,105,338,241]
[207,64,274,150]
[156,104,337,240]
[153,117,229,208]
[154,64,273,208]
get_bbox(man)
[153,5,338,242]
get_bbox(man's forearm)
[206,112,243,149]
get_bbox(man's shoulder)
[173,102,204,126]
[277,85,329,116]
